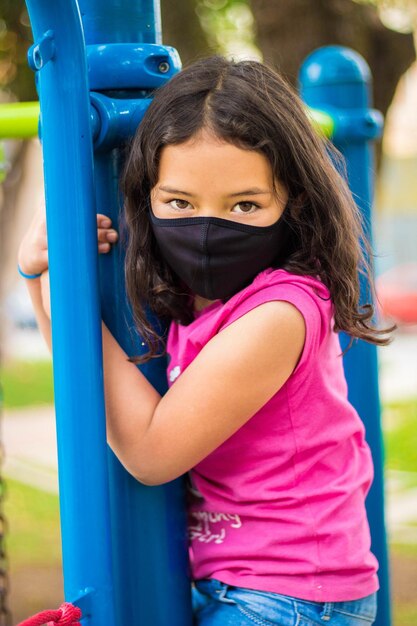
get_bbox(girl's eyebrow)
[157,186,194,196]
[158,185,271,197]
[229,189,271,197]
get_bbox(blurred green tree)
[0,2,35,101]
[0,0,415,120]
[165,0,415,134]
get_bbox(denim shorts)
[192,578,377,626]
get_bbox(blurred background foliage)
[0,0,415,119]
[162,0,416,128]
[0,1,35,102]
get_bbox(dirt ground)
[9,564,63,623]
[8,553,417,624]
[390,553,417,604]
[389,552,417,625]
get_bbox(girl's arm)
[29,274,304,486]
[18,206,305,487]
[17,204,52,349]
[17,205,118,353]
[101,301,305,486]
[25,273,53,351]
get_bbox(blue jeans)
[192,579,377,625]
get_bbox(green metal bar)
[306,107,335,138]
[0,102,40,138]
[0,101,335,140]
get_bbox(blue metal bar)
[94,149,192,625]
[24,1,116,623]
[299,46,391,626]
[79,0,162,45]
[86,43,180,90]
[25,1,192,624]
[78,2,193,624]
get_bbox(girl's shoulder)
[167,269,337,381]
[187,267,332,344]
[236,267,331,305]
[167,268,334,382]
[216,267,332,341]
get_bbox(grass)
[1,359,54,409]
[394,607,417,626]
[393,598,417,626]
[4,478,61,569]
[390,542,417,559]
[382,399,417,474]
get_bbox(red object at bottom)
[16,602,82,626]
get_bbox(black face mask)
[148,207,295,301]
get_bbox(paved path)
[3,404,417,544]
[3,405,58,493]
[385,473,417,544]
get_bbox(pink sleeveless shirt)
[166,268,379,602]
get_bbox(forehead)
[157,136,274,186]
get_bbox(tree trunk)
[161,0,215,66]
[249,0,415,122]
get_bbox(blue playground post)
[24,0,117,622]
[80,2,191,623]
[299,46,391,626]
[24,0,192,624]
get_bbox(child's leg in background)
[192,579,377,626]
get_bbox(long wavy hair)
[120,54,392,363]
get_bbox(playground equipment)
[0,103,40,181]
[5,1,389,624]
[300,47,390,626]
[0,103,39,139]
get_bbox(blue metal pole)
[78,2,192,624]
[24,1,116,622]
[299,46,391,626]
[80,0,162,45]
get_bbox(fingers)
[98,231,118,253]
[97,226,118,243]
[97,213,118,254]
[97,228,118,242]
[97,213,111,226]
[33,210,119,256]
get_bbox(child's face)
[150,128,288,226]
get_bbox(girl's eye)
[232,202,260,214]
[169,199,191,211]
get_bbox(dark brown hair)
[120,54,393,363]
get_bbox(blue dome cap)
[299,45,371,87]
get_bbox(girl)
[18,55,391,625]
